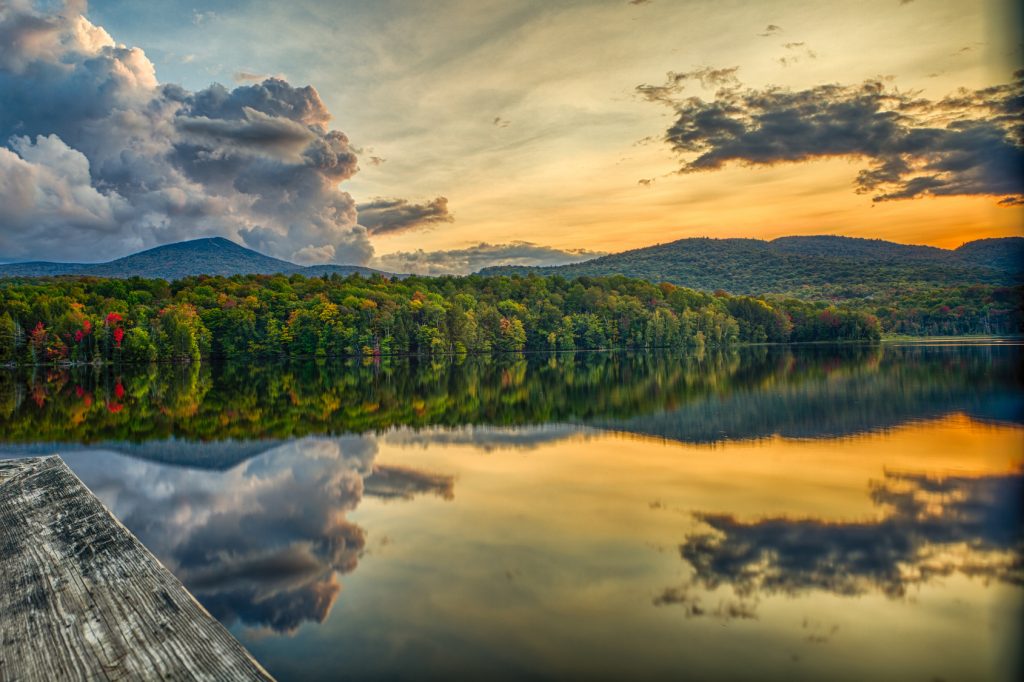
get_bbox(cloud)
[759,24,782,36]
[0,0,389,264]
[0,134,128,253]
[233,71,270,83]
[373,241,605,275]
[381,424,585,453]
[636,66,739,103]
[291,243,337,264]
[363,464,455,501]
[191,10,218,25]
[356,196,454,235]
[640,69,1024,205]
[652,583,759,620]
[675,470,1023,600]
[778,42,817,67]
[61,436,455,633]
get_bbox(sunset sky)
[1,0,1021,272]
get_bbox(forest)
[0,272,882,365]
[481,237,1024,335]
[479,236,1022,295]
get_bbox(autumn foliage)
[0,272,887,366]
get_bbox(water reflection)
[0,344,1019,458]
[660,469,1023,620]
[0,344,1020,680]
[59,438,454,633]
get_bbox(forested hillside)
[0,273,880,366]
[479,236,1022,298]
[479,236,1023,336]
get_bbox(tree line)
[0,273,882,365]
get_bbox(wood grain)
[0,456,274,681]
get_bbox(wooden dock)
[0,456,274,681]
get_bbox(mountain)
[768,235,953,262]
[953,237,1024,273]
[479,235,1023,299]
[0,237,395,281]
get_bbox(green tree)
[0,312,16,363]
[122,327,158,363]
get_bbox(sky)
[0,0,1021,272]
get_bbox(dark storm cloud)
[0,0,402,264]
[375,241,606,276]
[356,196,454,235]
[639,69,1024,205]
[675,471,1023,600]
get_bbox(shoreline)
[2,335,1022,369]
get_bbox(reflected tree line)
[593,344,1022,443]
[0,344,1019,455]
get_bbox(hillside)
[479,235,1023,300]
[953,238,1024,273]
[0,238,394,281]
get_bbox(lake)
[1,342,1021,681]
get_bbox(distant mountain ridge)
[3,234,1020,295]
[479,235,1024,299]
[0,237,396,281]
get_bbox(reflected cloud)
[364,464,455,501]
[652,584,759,621]
[675,471,1023,602]
[60,436,454,633]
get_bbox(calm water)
[1,343,1021,681]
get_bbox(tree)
[0,312,16,363]
[122,327,157,363]
[157,304,207,362]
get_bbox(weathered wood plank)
[0,456,274,681]
[0,457,45,486]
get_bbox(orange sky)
[325,0,1024,254]
[51,0,1024,266]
